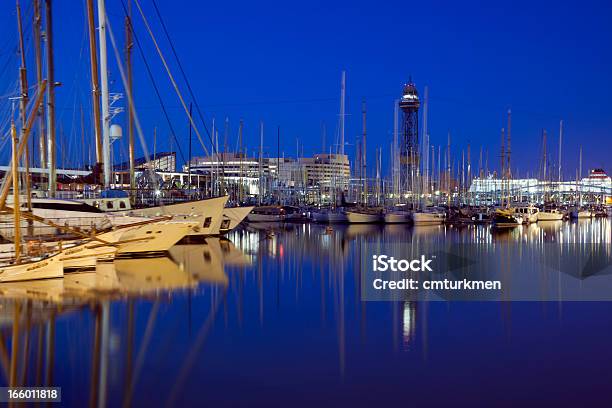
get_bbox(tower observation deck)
[399,80,420,193]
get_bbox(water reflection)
[0,218,610,405]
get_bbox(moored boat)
[247,206,285,222]
[122,195,229,236]
[412,209,446,225]
[492,209,522,228]
[537,207,564,221]
[346,209,382,223]
[0,252,64,283]
[383,210,411,224]
[512,204,539,223]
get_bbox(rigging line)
[106,8,170,191]
[149,0,214,143]
[132,0,210,158]
[117,0,185,163]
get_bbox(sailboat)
[384,208,411,223]
[411,208,446,225]
[0,122,64,282]
[345,208,382,223]
[491,208,522,228]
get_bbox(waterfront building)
[468,168,612,204]
[185,152,350,203]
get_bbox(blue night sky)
[1,0,611,178]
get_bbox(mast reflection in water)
[0,219,611,406]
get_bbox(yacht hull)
[384,211,411,223]
[0,253,64,283]
[537,211,564,221]
[412,212,445,225]
[124,196,228,236]
[246,213,284,222]
[346,211,381,223]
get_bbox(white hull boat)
[412,211,445,225]
[346,211,382,223]
[537,210,564,221]
[0,253,64,283]
[56,228,126,269]
[247,206,285,222]
[123,196,228,236]
[247,213,284,222]
[512,205,539,223]
[383,211,411,224]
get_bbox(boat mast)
[446,132,451,207]
[33,0,47,169]
[500,128,505,207]
[16,1,32,211]
[86,0,103,170]
[258,121,263,206]
[11,123,21,262]
[339,71,346,157]
[579,145,583,206]
[0,82,47,210]
[393,100,399,203]
[238,119,244,203]
[362,100,367,206]
[422,86,429,196]
[558,119,563,184]
[542,129,548,202]
[211,118,216,196]
[97,0,111,188]
[125,0,135,193]
[506,109,512,206]
[188,103,192,189]
[45,0,57,196]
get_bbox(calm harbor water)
[1,219,611,406]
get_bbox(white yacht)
[0,252,64,283]
[247,206,286,222]
[537,207,564,221]
[346,209,382,223]
[119,196,229,236]
[412,209,446,225]
[512,205,539,223]
[383,210,411,224]
[1,197,147,237]
[80,192,229,236]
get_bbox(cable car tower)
[399,79,420,194]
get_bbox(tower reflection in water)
[0,218,609,405]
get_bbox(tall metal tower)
[399,79,420,193]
